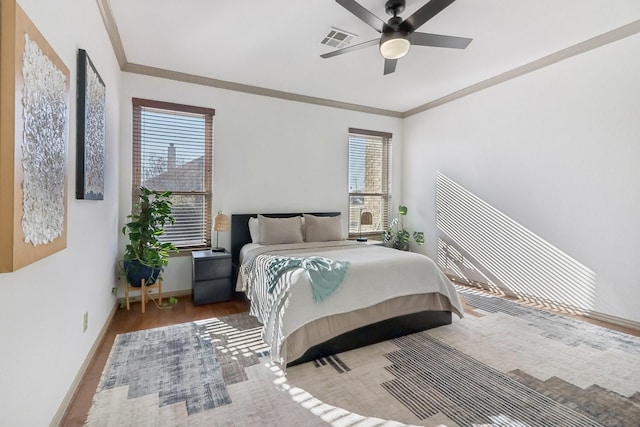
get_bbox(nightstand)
[191,250,232,305]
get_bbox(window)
[132,98,214,250]
[348,128,392,238]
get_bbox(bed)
[231,212,464,367]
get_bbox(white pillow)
[303,214,344,242]
[258,215,304,245]
[248,217,260,243]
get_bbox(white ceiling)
[107,0,640,114]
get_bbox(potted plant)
[122,187,177,287]
[383,205,425,251]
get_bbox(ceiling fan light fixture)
[379,32,410,59]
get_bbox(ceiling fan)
[321,0,472,75]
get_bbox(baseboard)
[452,279,640,334]
[584,310,640,333]
[50,301,119,427]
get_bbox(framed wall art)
[0,0,69,272]
[76,49,106,200]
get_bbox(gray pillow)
[258,215,304,245]
[304,214,344,242]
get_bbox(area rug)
[86,289,640,426]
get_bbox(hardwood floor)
[60,286,638,426]
[60,294,250,426]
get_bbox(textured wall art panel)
[76,49,105,200]
[21,34,67,245]
[0,1,69,272]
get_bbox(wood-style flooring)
[59,286,638,426]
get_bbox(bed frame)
[231,212,452,366]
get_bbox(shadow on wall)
[435,172,596,315]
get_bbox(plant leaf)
[413,231,425,245]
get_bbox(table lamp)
[212,211,228,252]
[358,209,373,242]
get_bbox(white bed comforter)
[238,241,464,363]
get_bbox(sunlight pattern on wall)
[435,172,596,312]
[437,238,504,295]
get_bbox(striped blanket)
[241,253,349,360]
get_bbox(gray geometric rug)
[86,289,640,426]
[97,322,229,415]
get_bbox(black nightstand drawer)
[194,257,231,281]
[193,278,232,305]
[192,250,233,305]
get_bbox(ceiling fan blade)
[336,0,384,33]
[383,58,397,75]
[403,0,456,31]
[321,38,379,59]
[411,32,472,49]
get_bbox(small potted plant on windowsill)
[122,187,177,288]
[383,205,424,251]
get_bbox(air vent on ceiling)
[321,27,357,49]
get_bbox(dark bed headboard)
[230,212,340,267]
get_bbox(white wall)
[119,74,404,293]
[3,4,635,426]
[0,1,121,425]
[403,33,640,323]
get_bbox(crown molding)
[96,0,401,118]
[96,1,639,119]
[403,19,640,118]
[96,0,127,68]
[122,63,403,118]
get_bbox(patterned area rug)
[86,289,640,426]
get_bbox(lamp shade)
[360,210,373,226]
[214,211,229,232]
[379,31,410,59]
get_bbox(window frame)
[131,98,214,251]
[347,127,392,239]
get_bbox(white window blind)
[132,98,214,249]
[348,128,392,237]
